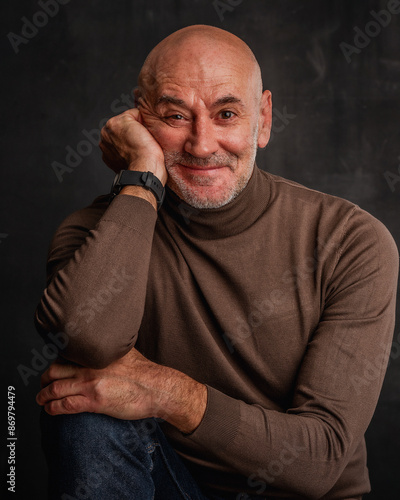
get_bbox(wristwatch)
[110,170,165,210]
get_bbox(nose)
[184,117,219,159]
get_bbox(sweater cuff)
[101,194,158,239]
[186,385,241,452]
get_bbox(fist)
[99,109,167,184]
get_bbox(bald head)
[137,25,263,103]
[132,25,272,209]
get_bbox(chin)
[167,178,244,210]
[166,161,254,209]
[183,192,237,210]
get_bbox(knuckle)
[61,397,76,413]
[92,380,107,405]
[47,363,58,380]
[91,378,103,396]
[46,401,58,416]
[105,116,116,131]
[36,392,43,405]
[48,380,61,398]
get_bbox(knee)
[41,411,118,447]
[40,411,161,455]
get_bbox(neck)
[160,166,271,240]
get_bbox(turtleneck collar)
[160,166,271,240]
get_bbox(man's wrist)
[154,366,208,434]
[127,159,167,187]
[120,185,158,211]
[112,169,166,211]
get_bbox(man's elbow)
[60,343,128,369]
[34,310,132,369]
[289,438,358,498]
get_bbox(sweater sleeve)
[183,209,399,499]
[34,194,157,368]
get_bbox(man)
[35,25,398,499]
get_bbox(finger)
[100,149,127,173]
[104,109,140,134]
[40,362,79,388]
[43,395,94,416]
[99,128,128,159]
[99,124,113,146]
[36,377,84,406]
[99,139,122,161]
[99,140,115,160]
[122,107,140,121]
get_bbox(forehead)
[155,80,244,107]
[143,45,259,107]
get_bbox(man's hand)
[99,108,167,185]
[36,348,207,434]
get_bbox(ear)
[257,90,272,148]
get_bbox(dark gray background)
[1,0,400,498]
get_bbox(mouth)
[178,163,227,172]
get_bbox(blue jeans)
[40,411,253,500]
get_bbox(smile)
[178,164,228,172]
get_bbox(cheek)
[146,122,186,151]
[218,131,255,159]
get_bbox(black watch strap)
[110,170,165,210]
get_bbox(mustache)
[163,151,235,168]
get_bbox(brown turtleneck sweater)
[35,167,398,499]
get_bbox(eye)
[169,114,184,120]
[219,110,235,120]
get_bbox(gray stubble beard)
[163,130,259,210]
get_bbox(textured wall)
[1,0,399,498]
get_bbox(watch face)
[109,169,165,209]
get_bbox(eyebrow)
[156,95,186,107]
[214,95,243,107]
[155,94,244,109]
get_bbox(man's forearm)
[35,195,158,368]
[36,347,207,434]
[154,365,208,434]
